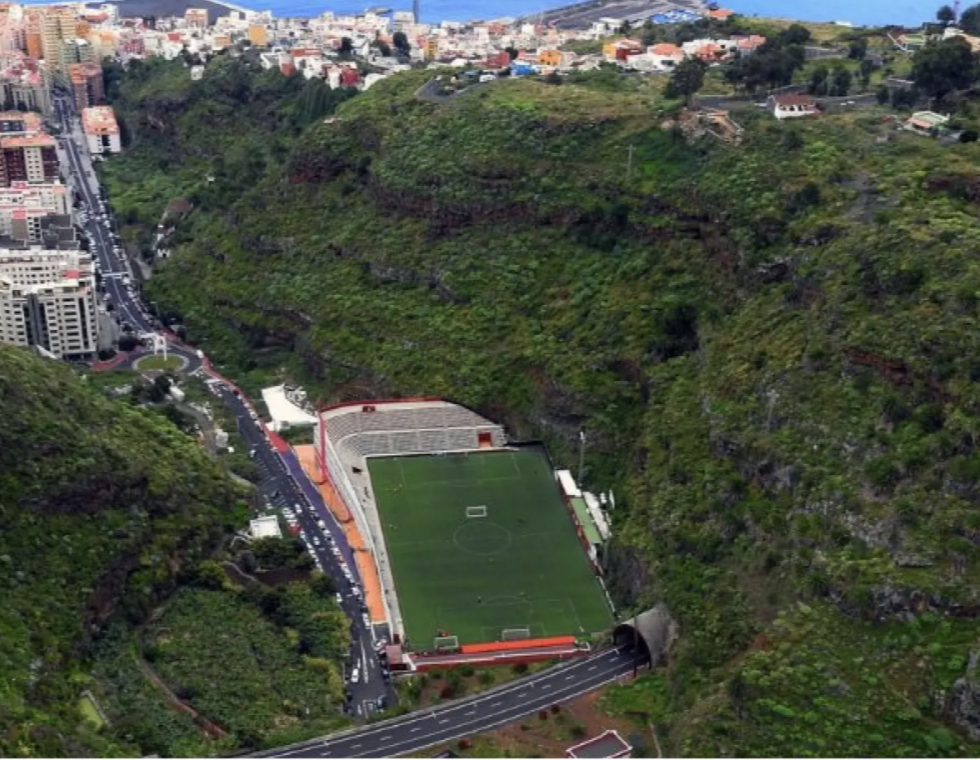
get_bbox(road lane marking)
[565,674,576,680]
[410,727,420,733]
[379,735,391,741]
[490,701,501,707]
[438,719,449,725]
[351,743,361,749]
[464,710,475,716]
[587,665,597,671]
[541,684,552,690]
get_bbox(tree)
[937,4,957,24]
[859,57,875,89]
[891,85,918,109]
[505,46,518,61]
[832,67,852,96]
[665,57,707,102]
[779,23,812,46]
[876,84,890,104]
[808,65,829,95]
[392,31,410,54]
[961,3,980,34]
[376,41,391,57]
[912,37,978,100]
[543,71,562,85]
[338,36,353,56]
[848,37,868,60]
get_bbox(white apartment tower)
[0,249,98,359]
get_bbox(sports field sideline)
[368,448,612,648]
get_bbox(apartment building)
[40,6,76,74]
[0,58,52,115]
[0,132,58,184]
[81,106,120,154]
[68,61,104,110]
[0,248,98,359]
[0,181,73,246]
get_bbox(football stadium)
[312,399,612,660]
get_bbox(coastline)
[99,0,247,20]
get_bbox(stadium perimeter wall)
[317,424,402,638]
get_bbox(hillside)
[0,344,351,756]
[103,53,980,755]
[0,344,243,755]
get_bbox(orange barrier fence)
[459,635,577,655]
[293,445,386,624]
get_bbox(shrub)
[960,129,979,143]
[539,709,549,720]
[550,703,561,714]
[460,664,475,677]
[513,662,529,675]
[570,724,587,739]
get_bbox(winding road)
[55,92,651,757]
[252,647,646,758]
[54,92,391,719]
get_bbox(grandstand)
[313,399,610,655]
[314,400,508,639]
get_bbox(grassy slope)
[0,344,243,757]
[103,54,980,754]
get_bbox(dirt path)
[135,654,230,739]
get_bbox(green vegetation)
[369,450,611,645]
[0,342,351,756]
[133,353,185,371]
[142,584,348,748]
[0,344,242,755]
[102,37,980,752]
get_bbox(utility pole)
[577,430,587,485]
[626,144,635,179]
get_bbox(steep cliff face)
[0,346,242,756]
[103,58,980,753]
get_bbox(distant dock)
[530,0,709,29]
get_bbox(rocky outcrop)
[945,651,980,741]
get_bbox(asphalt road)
[54,94,646,753]
[53,92,391,719]
[252,647,646,758]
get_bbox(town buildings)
[0,248,99,359]
[81,105,121,154]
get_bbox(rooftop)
[0,134,55,148]
[81,106,119,135]
[566,730,633,759]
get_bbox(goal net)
[501,627,531,641]
[465,505,488,518]
[433,635,460,652]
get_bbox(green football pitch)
[368,449,612,648]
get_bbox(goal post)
[501,627,532,641]
[465,505,488,518]
[433,635,460,652]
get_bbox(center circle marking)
[453,521,513,556]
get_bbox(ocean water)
[229,0,936,28]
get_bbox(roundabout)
[132,353,188,372]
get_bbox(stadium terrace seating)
[322,403,506,464]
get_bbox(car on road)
[350,667,360,684]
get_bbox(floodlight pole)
[577,430,586,485]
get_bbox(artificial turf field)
[368,448,612,648]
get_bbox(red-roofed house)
[648,42,684,69]
[339,67,360,87]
